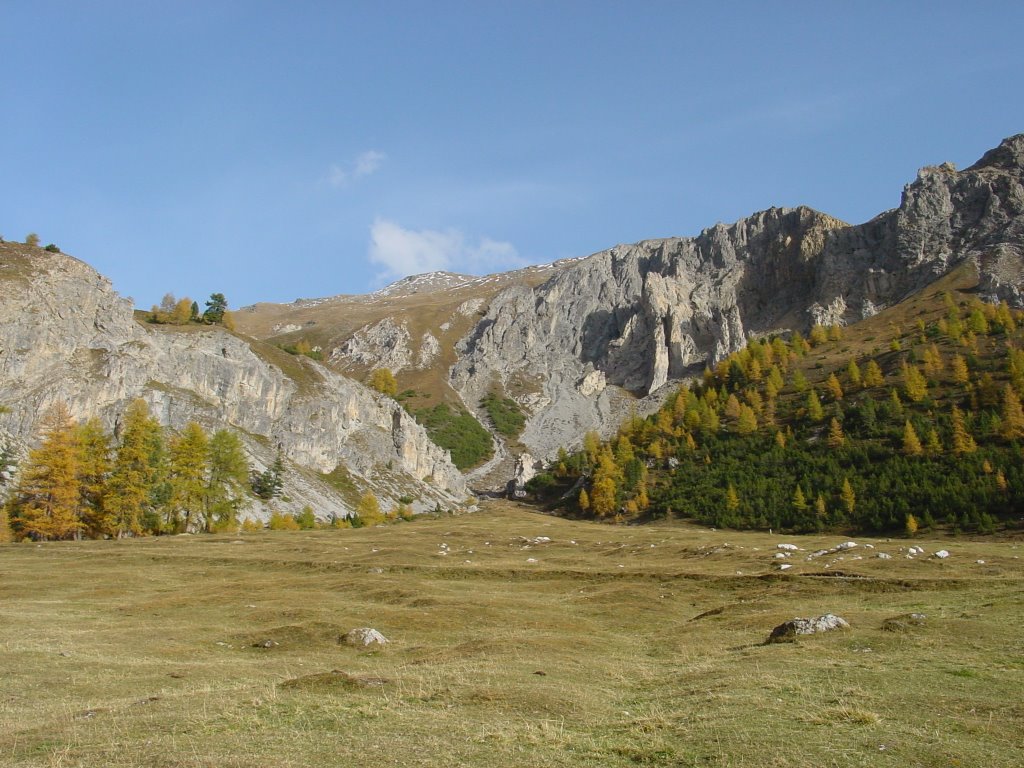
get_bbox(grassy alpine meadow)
[1,501,1022,767]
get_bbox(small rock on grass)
[767,614,849,644]
[341,627,389,648]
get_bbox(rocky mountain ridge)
[4,134,1022,496]
[0,245,467,517]
[451,134,1024,459]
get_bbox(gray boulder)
[341,628,389,648]
[767,614,850,643]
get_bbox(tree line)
[149,292,235,330]
[1,400,257,541]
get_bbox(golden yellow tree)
[950,355,970,385]
[809,324,828,346]
[74,417,112,537]
[862,360,884,388]
[589,449,621,518]
[846,359,862,389]
[1000,384,1024,440]
[736,405,758,434]
[368,368,398,396]
[9,404,83,540]
[105,399,164,538]
[806,390,824,422]
[577,488,590,512]
[950,406,977,454]
[725,484,739,512]
[825,373,844,401]
[840,477,855,514]
[827,418,845,448]
[356,491,384,525]
[902,421,923,456]
[901,362,928,402]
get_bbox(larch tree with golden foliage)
[725,484,739,512]
[901,362,928,403]
[950,406,977,454]
[105,399,164,538]
[902,421,924,456]
[846,359,862,389]
[825,373,844,401]
[589,450,621,518]
[167,422,209,533]
[736,404,758,434]
[368,368,398,397]
[827,418,845,448]
[356,491,384,525]
[840,477,856,515]
[9,404,84,541]
[1000,384,1024,440]
[950,355,970,385]
[74,417,112,537]
[806,390,824,422]
[862,360,884,388]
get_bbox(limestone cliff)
[452,135,1024,459]
[0,245,466,516]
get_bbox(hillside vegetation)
[1,503,1021,768]
[530,269,1024,535]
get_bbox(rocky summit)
[3,134,1023,499]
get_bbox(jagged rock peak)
[452,134,1024,461]
[966,133,1024,173]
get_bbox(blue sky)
[3,1,1023,309]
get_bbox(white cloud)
[328,149,386,187]
[368,218,523,280]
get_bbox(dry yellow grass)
[1,502,1022,767]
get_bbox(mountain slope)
[452,135,1024,460]
[0,244,467,517]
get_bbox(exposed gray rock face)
[0,246,466,517]
[452,135,1024,459]
[506,453,540,499]
[331,317,413,372]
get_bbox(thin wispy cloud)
[328,150,386,187]
[368,218,524,281]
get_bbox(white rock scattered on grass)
[877,553,893,560]
[934,550,950,559]
[526,558,538,563]
[767,613,850,643]
[864,544,875,549]
[342,628,389,648]
[774,553,788,559]
[836,541,858,551]
[777,543,799,551]
[976,560,986,564]
[778,563,792,571]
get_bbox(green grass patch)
[411,403,493,470]
[481,389,526,438]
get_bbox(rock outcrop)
[452,135,1024,458]
[767,614,850,643]
[0,245,466,517]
